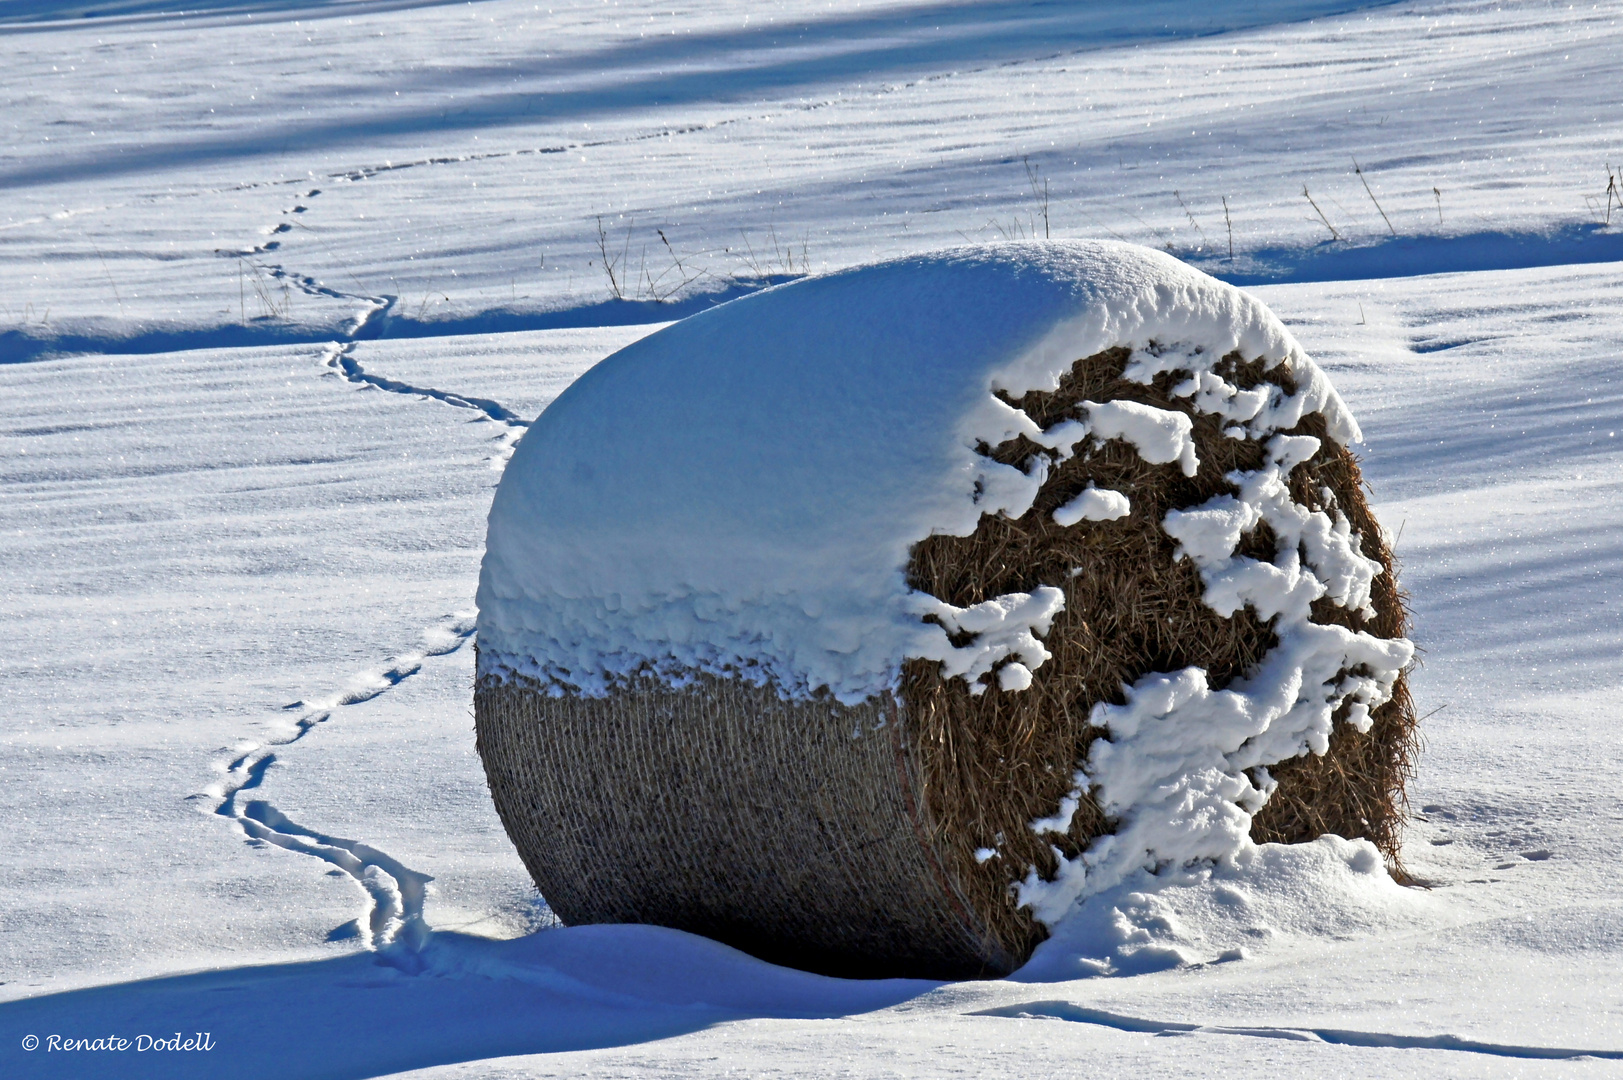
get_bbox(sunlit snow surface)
[3,0,1623,1075]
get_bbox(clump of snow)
[1052,486,1131,527]
[907,586,1066,696]
[1082,399,1200,476]
[1014,835,1433,981]
[478,240,1352,706]
[1024,399,1197,475]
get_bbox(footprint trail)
[200,195,524,957]
[203,612,476,958]
[321,340,530,466]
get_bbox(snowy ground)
[3,0,1623,1076]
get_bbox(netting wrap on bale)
[474,241,1416,980]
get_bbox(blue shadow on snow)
[0,924,937,1080]
[1193,222,1623,285]
[0,277,798,364]
[0,0,1398,186]
[11,225,1623,365]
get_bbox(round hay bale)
[474,241,1415,980]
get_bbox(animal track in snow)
[321,341,530,467]
[191,190,521,944]
[213,183,395,329]
[202,612,475,957]
[225,194,527,466]
[239,800,433,959]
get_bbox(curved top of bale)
[477,241,1358,704]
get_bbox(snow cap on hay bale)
[475,240,1416,980]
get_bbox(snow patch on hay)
[1052,486,1131,527]
[907,587,1066,697]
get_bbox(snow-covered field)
[3,0,1622,1075]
